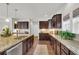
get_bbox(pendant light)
[14,9,18,24]
[5,3,9,22]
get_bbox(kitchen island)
[49,33,79,55]
[0,34,34,55]
[39,31,79,55]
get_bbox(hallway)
[27,37,54,55]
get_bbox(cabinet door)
[16,22,29,29]
[51,18,57,28]
[61,44,69,55]
[39,33,50,41]
[39,21,48,29]
[22,35,34,55]
[22,40,26,55]
[61,49,67,55]
[56,14,62,28]
[28,38,32,49]
[50,36,54,49]
[39,33,44,40]
[56,40,61,55]
[22,40,28,55]
[57,46,61,55]
[51,14,62,28]
[53,39,57,54]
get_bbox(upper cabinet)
[14,21,29,29]
[63,14,70,31]
[73,8,79,18]
[39,21,48,29]
[72,8,79,34]
[63,14,70,21]
[48,14,62,28]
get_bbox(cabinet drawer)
[61,44,69,54]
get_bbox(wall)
[30,18,49,37]
[56,3,79,32]
[0,17,12,33]
[56,3,79,41]
[0,17,49,37]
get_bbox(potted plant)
[1,26,11,37]
[58,31,76,40]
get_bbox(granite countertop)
[0,34,33,53]
[49,34,79,55]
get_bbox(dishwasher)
[6,42,22,55]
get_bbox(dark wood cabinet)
[61,49,67,55]
[22,35,34,55]
[39,21,48,29]
[63,14,70,21]
[50,36,60,55]
[50,36,54,49]
[73,8,79,18]
[22,40,28,54]
[53,39,57,54]
[0,52,6,55]
[56,40,61,55]
[39,33,50,41]
[14,21,29,29]
[61,43,69,55]
[50,35,75,55]
[48,14,62,28]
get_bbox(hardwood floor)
[26,37,54,55]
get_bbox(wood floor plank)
[26,38,55,55]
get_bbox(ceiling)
[0,3,67,19]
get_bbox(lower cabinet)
[50,36,75,55]
[22,35,34,55]
[69,51,75,55]
[61,49,67,55]
[39,33,50,41]
[50,36,54,49]
[0,35,34,55]
[56,40,61,55]
[53,39,57,54]
[61,43,69,55]
[0,52,6,55]
[22,40,28,55]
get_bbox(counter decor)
[58,31,76,40]
[0,26,11,37]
